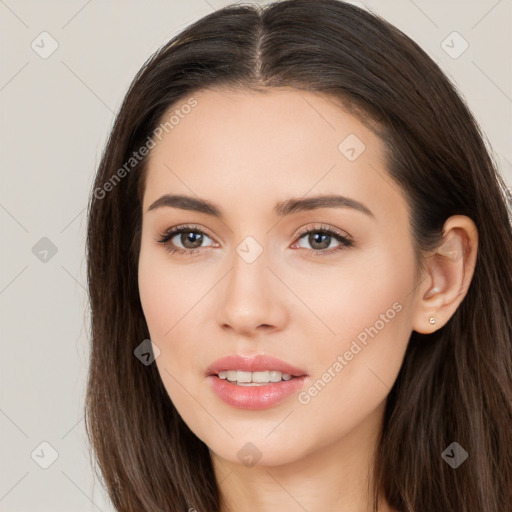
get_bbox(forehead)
[147,86,380,167]
[142,87,403,221]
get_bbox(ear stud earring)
[429,316,436,325]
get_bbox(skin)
[137,87,478,512]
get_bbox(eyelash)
[156,223,354,257]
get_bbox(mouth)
[206,354,308,409]
[205,355,309,410]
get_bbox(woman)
[85,1,512,511]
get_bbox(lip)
[206,354,308,378]
[206,354,309,410]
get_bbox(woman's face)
[138,87,420,467]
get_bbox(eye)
[291,224,354,256]
[156,224,216,256]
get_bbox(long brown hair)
[85,1,512,510]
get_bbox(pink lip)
[206,354,309,410]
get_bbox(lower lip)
[208,375,308,410]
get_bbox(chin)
[199,427,317,469]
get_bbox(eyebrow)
[147,193,375,219]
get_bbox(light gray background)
[1,0,511,511]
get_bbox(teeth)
[269,370,282,382]
[217,370,293,384]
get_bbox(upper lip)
[206,354,308,377]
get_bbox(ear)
[412,215,478,334]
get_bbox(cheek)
[302,297,412,410]
[138,264,170,340]
[291,243,416,415]
[138,246,216,394]
[289,292,414,458]
[138,244,209,340]
[138,251,208,425]
[276,237,415,353]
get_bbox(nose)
[215,246,288,337]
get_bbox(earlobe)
[412,215,478,334]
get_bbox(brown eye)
[176,230,204,249]
[303,232,334,250]
[157,225,215,255]
[292,225,354,256]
